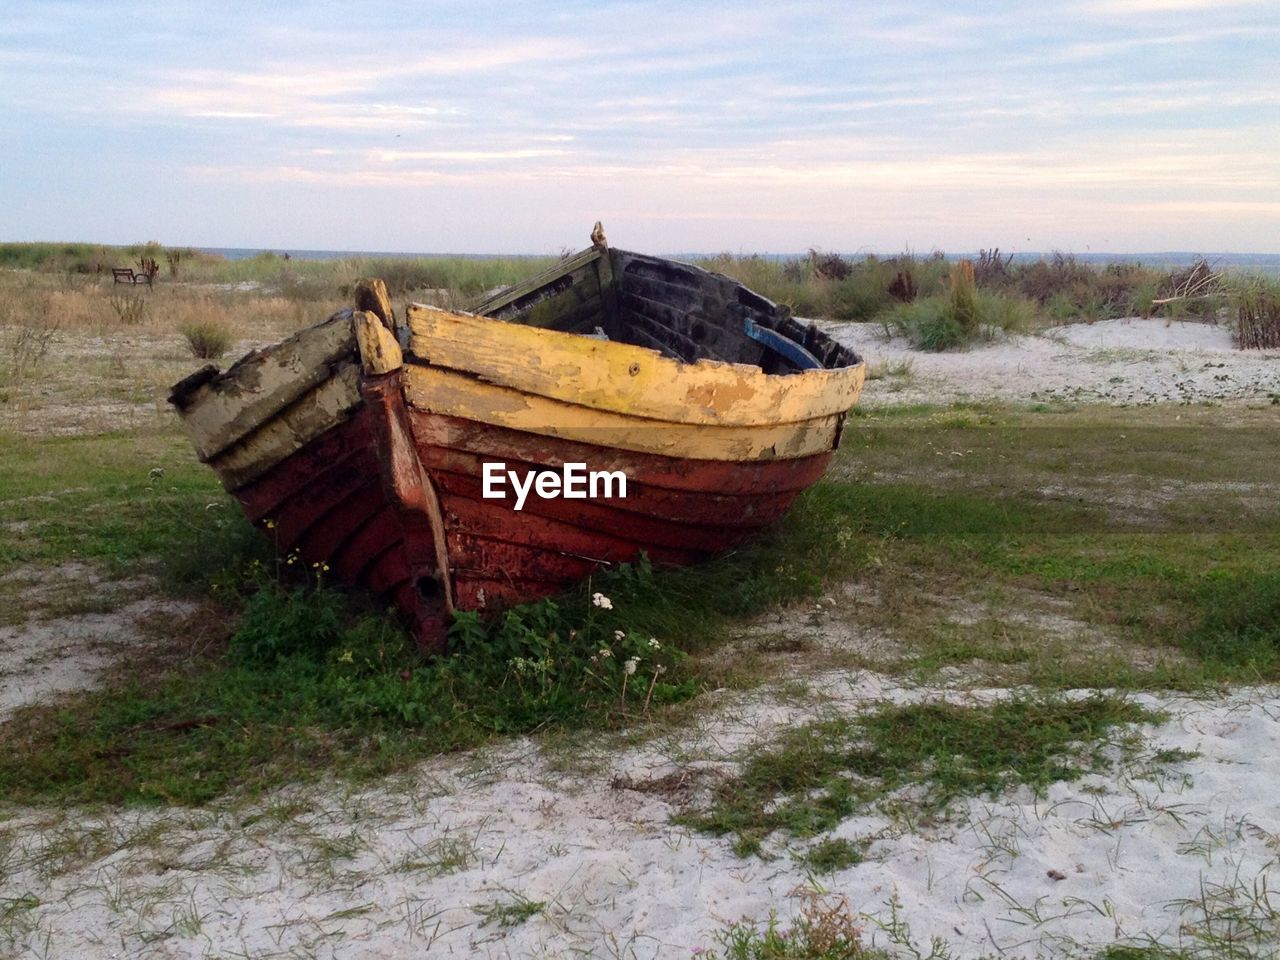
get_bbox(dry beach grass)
[1,262,1279,958]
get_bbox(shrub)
[1229,278,1280,349]
[884,297,964,350]
[179,318,235,359]
[885,282,1036,351]
[947,261,980,335]
[1015,252,1095,306]
[828,272,891,321]
[108,290,148,325]
[974,247,1014,289]
[979,290,1037,334]
[808,248,851,281]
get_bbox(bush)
[948,261,979,334]
[1229,278,1280,349]
[884,298,964,350]
[978,290,1037,334]
[885,280,1036,351]
[827,272,891,321]
[179,318,235,359]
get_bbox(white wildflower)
[614,629,625,641]
[647,637,660,650]
[592,592,613,610]
[598,648,612,658]
[623,657,639,676]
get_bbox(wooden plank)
[596,247,619,335]
[618,292,723,362]
[405,304,865,428]
[407,410,834,495]
[401,362,845,460]
[354,278,395,326]
[175,310,356,461]
[354,310,403,374]
[507,284,604,332]
[435,475,738,554]
[436,486,702,565]
[425,444,804,528]
[208,361,363,490]
[235,409,374,522]
[471,246,603,317]
[618,275,765,364]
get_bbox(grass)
[796,837,866,874]
[881,264,1036,351]
[0,424,872,805]
[0,430,250,582]
[2,404,1279,806]
[1,241,1259,339]
[1229,276,1280,350]
[177,318,235,359]
[706,892,884,959]
[675,694,1155,856]
[473,892,546,928]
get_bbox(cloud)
[1082,0,1266,13]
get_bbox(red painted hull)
[229,384,831,651]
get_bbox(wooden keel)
[360,370,454,652]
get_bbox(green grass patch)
[676,695,1155,856]
[4,405,1279,805]
[796,837,865,874]
[705,893,887,960]
[0,430,257,586]
[1184,570,1280,674]
[474,893,545,928]
[0,461,871,805]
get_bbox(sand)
[828,317,1280,407]
[1,679,1276,958]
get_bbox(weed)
[881,284,1036,349]
[394,835,477,877]
[474,892,545,928]
[178,318,235,359]
[705,891,880,959]
[884,299,964,350]
[797,837,865,873]
[676,695,1154,855]
[948,261,980,335]
[0,303,61,386]
[1183,571,1280,674]
[108,290,148,325]
[1229,277,1280,350]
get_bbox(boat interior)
[467,245,862,376]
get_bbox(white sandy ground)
[3,319,1280,958]
[1,676,1277,959]
[0,565,194,720]
[826,317,1280,407]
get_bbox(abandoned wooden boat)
[170,229,866,650]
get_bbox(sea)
[199,247,1280,274]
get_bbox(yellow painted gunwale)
[401,364,841,461]
[405,304,865,428]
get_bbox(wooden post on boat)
[354,279,454,652]
[591,221,620,338]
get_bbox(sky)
[1,0,1277,254]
